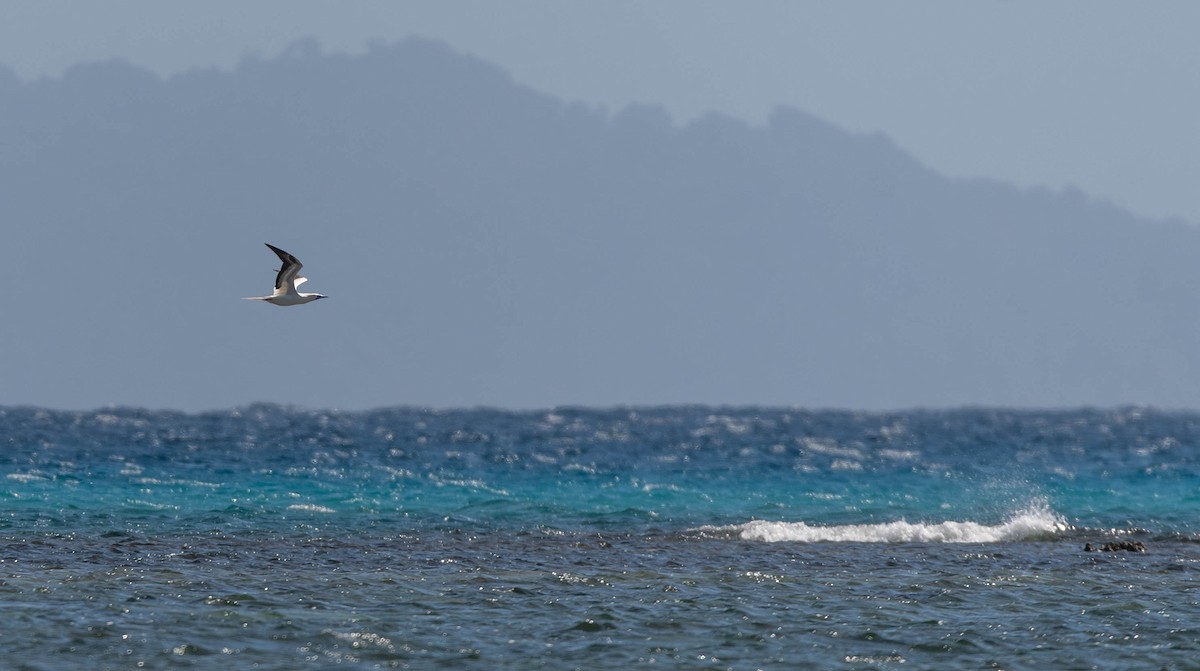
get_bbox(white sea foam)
[713,504,1069,543]
[126,499,180,511]
[428,475,510,496]
[288,503,336,513]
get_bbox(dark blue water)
[2,405,1198,669]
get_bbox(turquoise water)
[2,406,1199,669]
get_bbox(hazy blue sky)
[2,1,1198,225]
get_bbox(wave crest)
[713,505,1069,543]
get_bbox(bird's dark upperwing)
[265,243,303,291]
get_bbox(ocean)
[1,405,1197,670]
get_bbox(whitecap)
[288,503,336,513]
[427,475,510,495]
[709,503,1069,543]
[800,437,864,460]
[126,499,181,511]
[878,448,920,461]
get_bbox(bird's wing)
[265,243,303,295]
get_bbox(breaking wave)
[708,503,1070,543]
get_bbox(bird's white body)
[243,243,327,306]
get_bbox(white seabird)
[243,243,327,306]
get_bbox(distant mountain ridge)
[2,37,1198,410]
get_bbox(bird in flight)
[243,243,327,306]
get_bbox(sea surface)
[2,405,1198,670]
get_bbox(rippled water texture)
[2,405,1198,669]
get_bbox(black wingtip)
[265,243,292,261]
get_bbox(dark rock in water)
[1084,541,1146,552]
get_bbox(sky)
[1,0,1198,226]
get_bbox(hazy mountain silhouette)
[3,37,1199,410]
